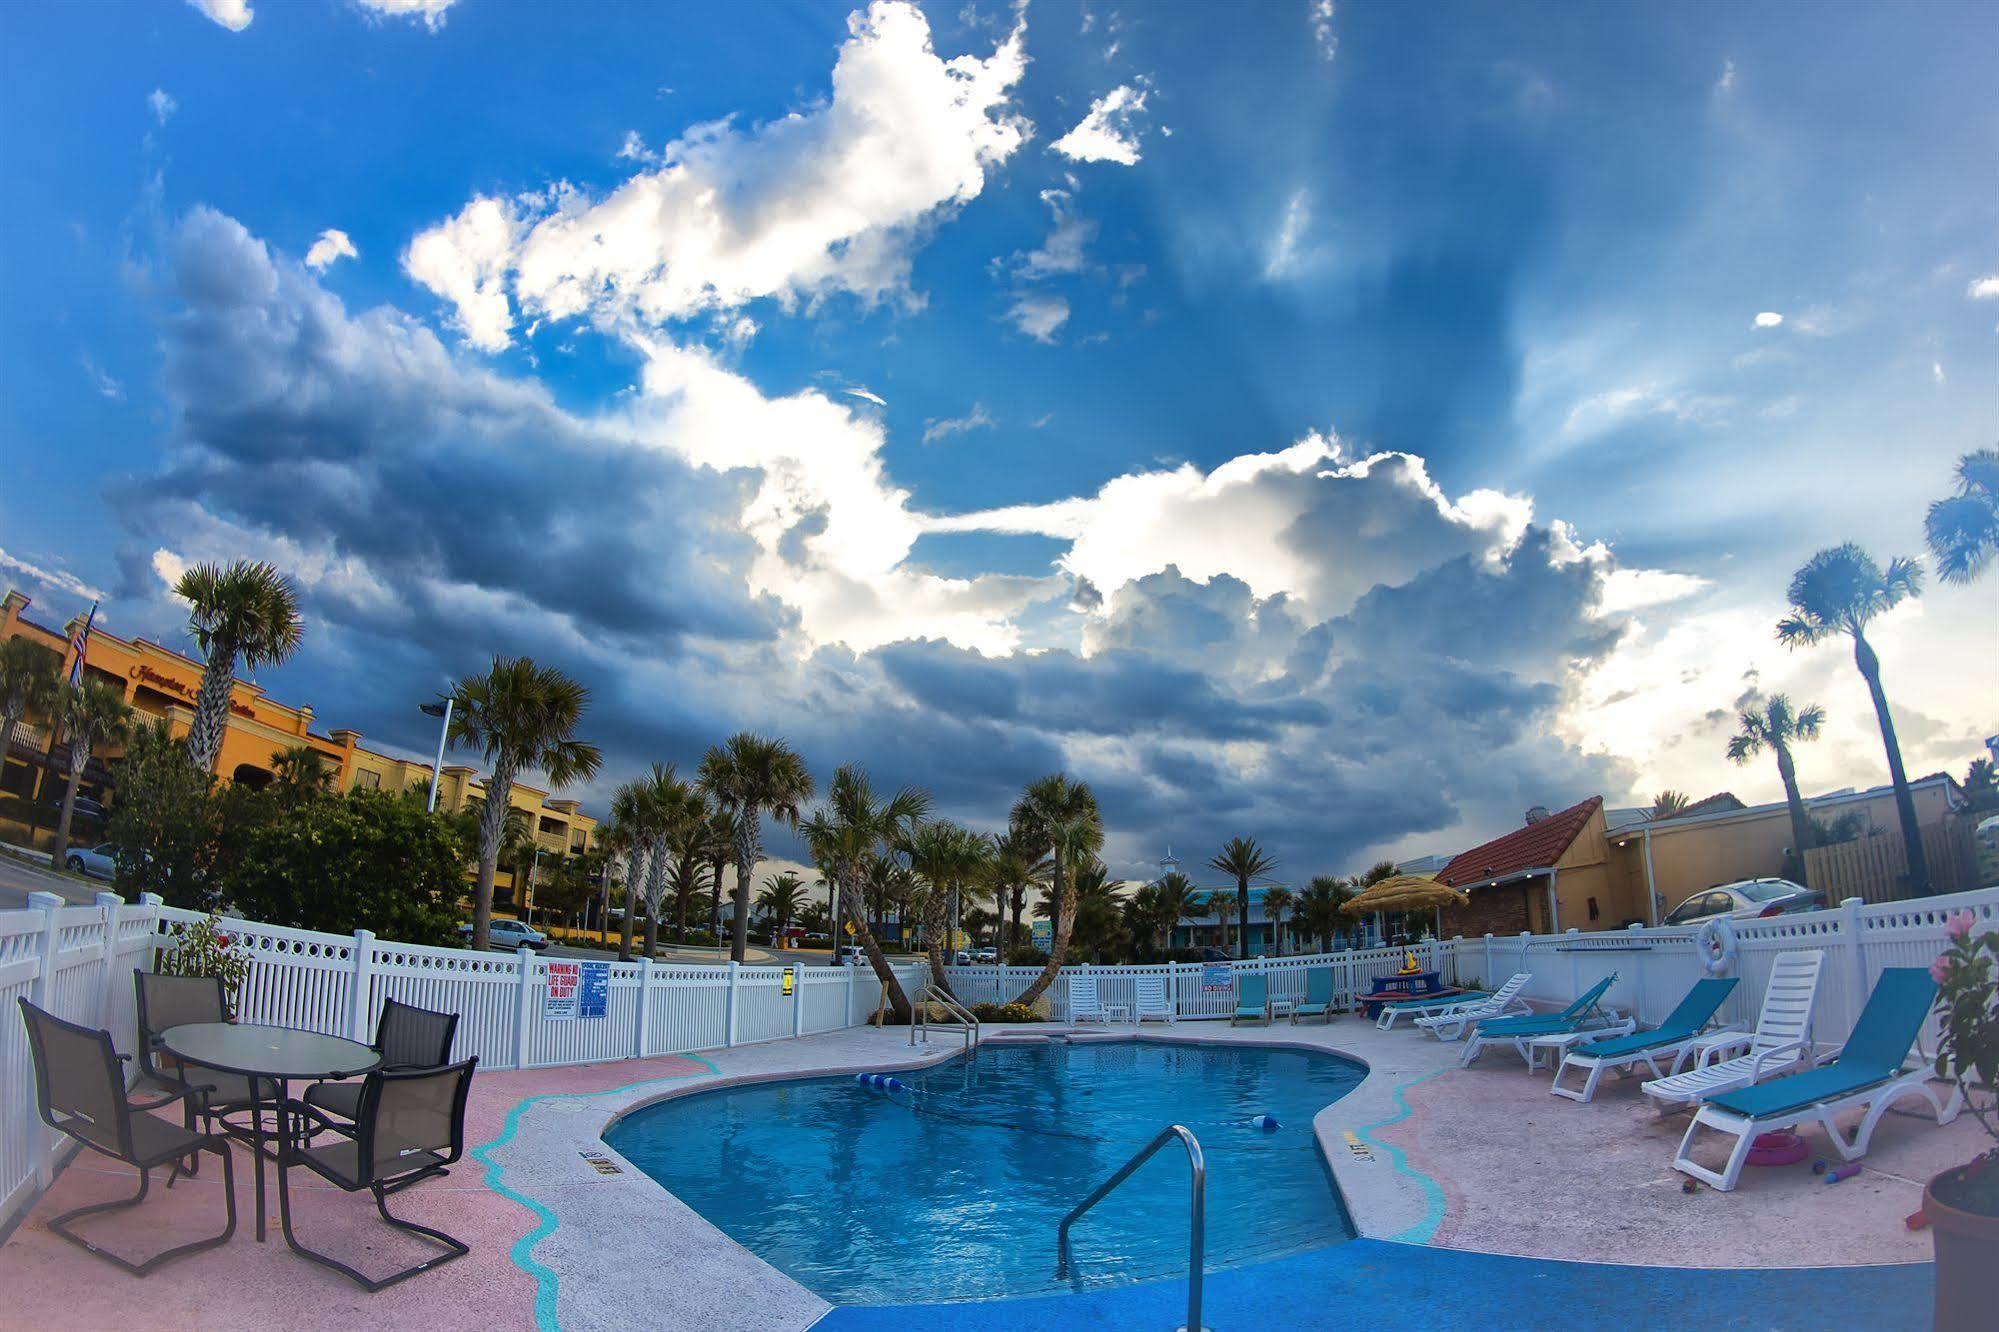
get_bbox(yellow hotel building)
[2,589,595,907]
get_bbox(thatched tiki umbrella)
[1340,875,1470,951]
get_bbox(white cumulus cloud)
[148,89,178,125]
[1753,311,1783,328]
[1969,276,1999,300]
[354,0,458,29]
[1051,84,1149,166]
[406,1,1029,351]
[187,0,252,31]
[304,228,359,271]
[1006,292,1070,343]
[1310,1,1337,62]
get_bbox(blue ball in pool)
[855,1073,872,1086]
[883,1077,906,1093]
[1251,1113,1280,1132]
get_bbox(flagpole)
[423,697,453,812]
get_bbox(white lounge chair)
[1641,950,1823,1113]
[1135,974,1174,1024]
[1673,967,1962,1192]
[1549,976,1740,1103]
[1067,974,1112,1025]
[1397,973,1533,1036]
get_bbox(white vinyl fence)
[0,890,923,1230]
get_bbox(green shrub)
[1006,946,1048,967]
[970,1001,1042,1023]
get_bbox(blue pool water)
[604,1039,1363,1304]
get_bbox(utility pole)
[419,697,453,812]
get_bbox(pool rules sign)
[545,960,611,1021]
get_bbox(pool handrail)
[910,984,981,1052]
[1055,1123,1208,1332]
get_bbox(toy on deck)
[1746,1130,1811,1168]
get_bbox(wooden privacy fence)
[1803,818,1981,904]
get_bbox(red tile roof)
[1438,795,1603,890]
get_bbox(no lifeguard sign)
[782,966,796,997]
[545,960,610,1021]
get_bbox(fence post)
[1841,897,1868,1034]
[512,945,535,1071]
[28,891,63,1188]
[94,891,123,1030]
[635,956,653,1058]
[845,960,857,1027]
[1519,932,1533,1001]
[725,961,740,1048]
[1627,921,1647,1021]
[349,929,375,1042]
[792,962,805,1038]
[1482,933,1494,989]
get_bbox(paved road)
[0,853,108,909]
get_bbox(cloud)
[354,0,458,30]
[1715,58,1736,93]
[1310,1,1336,62]
[615,131,658,164]
[0,547,105,605]
[1005,291,1070,343]
[1753,311,1783,328]
[1265,190,1313,279]
[841,386,887,407]
[147,89,178,125]
[921,402,996,445]
[1051,84,1149,166]
[304,228,359,271]
[406,2,1029,350]
[1969,276,1999,300]
[1013,187,1094,278]
[1563,382,1729,437]
[187,0,251,31]
[80,356,124,401]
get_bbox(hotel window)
[355,769,381,790]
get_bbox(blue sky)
[1,0,1993,878]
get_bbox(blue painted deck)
[814,1239,1930,1331]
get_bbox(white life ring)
[1695,916,1738,976]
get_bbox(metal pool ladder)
[909,984,981,1052]
[1055,1124,1208,1332]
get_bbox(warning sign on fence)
[545,961,610,1021]
[1201,963,1232,992]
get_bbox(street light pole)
[420,697,453,812]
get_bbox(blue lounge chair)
[1460,974,1628,1068]
[1232,974,1270,1026]
[1674,968,1963,1191]
[1549,976,1739,1103]
[1290,969,1334,1024]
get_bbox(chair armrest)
[285,1097,349,1139]
[1748,1038,1809,1083]
[129,1082,216,1113]
[1694,1031,1753,1068]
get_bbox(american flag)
[66,602,97,687]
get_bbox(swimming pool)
[604,1038,1363,1304]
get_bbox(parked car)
[65,842,120,881]
[1662,878,1827,925]
[972,947,998,963]
[1198,946,1231,963]
[458,918,550,951]
[837,944,868,966]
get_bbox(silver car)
[1663,878,1827,925]
[65,842,120,881]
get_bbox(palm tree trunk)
[839,873,911,1022]
[730,838,755,964]
[1011,861,1072,1008]
[184,640,237,776]
[620,870,637,961]
[1773,740,1816,889]
[923,889,955,1002]
[1235,876,1251,960]
[472,766,516,952]
[709,855,727,941]
[0,713,21,782]
[1854,633,1933,894]
[51,752,85,869]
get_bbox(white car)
[65,843,120,881]
[459,918,550,951]
[1662,878,1827,925]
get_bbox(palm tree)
[1725,694,1826,886]
[757,871,807,936]
[1650,790,1690,819]
[269,744,334,805]
[669,800,720,944]
[1190,892,1230,952]
[1965,757,1998,812]
[600,792,642,961]
[173,560,303,775]
[1207,837,1277,960]
[1262,884,1294,956]
[702,805,733,942]
[50,680,132,870]
[906,820,991,997]
[448,656,603,950]
[982,829,1048,958]
[635,764,704,959]
[1777,543,1932,894]
[1296,874,1355,953]
[1151,869,1197,954]
[699,733,814,964]
[1007,774,1104,1008]
[800,764,931,1021]
[1926,448,1999,585]
[0,637,60,789]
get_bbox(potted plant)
[157,914,250,1019]
[1928,909,1997,1331]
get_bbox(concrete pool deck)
[0,1014,1973,1330]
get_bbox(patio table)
[162,1022,380,1243]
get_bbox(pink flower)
[1930,955,1953,985]
[1945,911,1976,940]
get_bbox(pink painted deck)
[0,1053,707,1332]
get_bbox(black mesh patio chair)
[301,998,459,1130]
[133,970,270,1172]
[17,998,237,1276]
[281,1058,478,1291]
